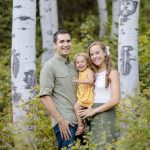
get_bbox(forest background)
[0,0,150,150]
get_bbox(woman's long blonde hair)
[88,41,114,88]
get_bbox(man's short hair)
[53,30,70,43]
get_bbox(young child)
[73,52,94,135]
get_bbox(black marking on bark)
[12,82,17,91]
[120,45,136,75]
[121,29,125,34]
[23,69,36,89]
[18,27,30,30]
[25,46,33,48]
[14,5,22,9]
[22,27,27,30]
[12,49,20,78]
[12,92,21,103]
[14,16,34,21]
[120,0,138,23]
[47,30,53,35]
[46,8,52,12]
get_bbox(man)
[39,30,78,150]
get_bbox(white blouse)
[94,71,112,103]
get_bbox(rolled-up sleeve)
[39,63,54,97]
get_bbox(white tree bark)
[97,0,108,38]
[111,0,119,38]
[118,0,140,99]
[11,0,36,122]
[39,0,58,66]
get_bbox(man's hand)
[58,119,74,140]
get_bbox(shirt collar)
[55,53,70,65]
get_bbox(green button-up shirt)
[40,53,78,127]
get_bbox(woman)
[79,41,120,149]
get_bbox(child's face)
[75,55,88,72]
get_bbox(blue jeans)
[53,124,77,150]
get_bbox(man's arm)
[41,96,63,122]
[41,95,73,140]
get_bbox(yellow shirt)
[77,68,94,107]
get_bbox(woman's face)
[75,55,88,72]
[89,44,106,67]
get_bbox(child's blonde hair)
[74,52,89,66]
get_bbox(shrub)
[115,94,150,150]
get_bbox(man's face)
[54,33,71,58]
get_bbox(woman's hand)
[78,108,96,119]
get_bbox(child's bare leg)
[74,102,85,135]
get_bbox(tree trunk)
[39,0,58,66]
[118,0,140,99]
[11,0,36,123]
[111,0,119,38]
[97,0,108,38]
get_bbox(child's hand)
[72,78,80,85]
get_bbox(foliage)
[0,52,13,149]
[138,30,150,99]
[139,0,150,34]
[0,0,12,56]
[25,89,57,150]
[115,94,150,150]
[70,14,99,60]
[58,0,98,38]
[79,15,99,49]
[70,38,84,60]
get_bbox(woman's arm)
[79,70,120,118]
